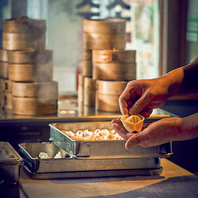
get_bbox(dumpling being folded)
[121,114,145,133]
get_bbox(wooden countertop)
[20,159,198,198]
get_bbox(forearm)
[177,113,198,141]
[161,57,198,98]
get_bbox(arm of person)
[119,57,198,117]
[112,112,198,149]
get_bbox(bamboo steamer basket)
[3,16,46,33]
[82,60,92,77]
[0,78,3,89]
[12,81,58,98]
[0,61,9,79]
[78,74,84,103]
[8,49,52,64]
[93,62,136,81]
[1,79,12,92]
[0,49,8,62]
[8,50,53,82]
[83,32,126,50]
[3,32,46,50]
[84,77,96,107]
[83,19,126,34]
[0,91,2,106]
[83,49,92,60]
[82,49,92,77]
[92,50,136,63]
[96,80,128,112]
[2,91,12,109]
[12,97,57,115]
[83,19,126,50]
[9,62,53,82]
[3,17,46,50]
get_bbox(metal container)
[18,121,172,179]
[19,142,163,179]
[49,122,172,158]
[0,141,23,184]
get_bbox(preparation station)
[0,1,198,198]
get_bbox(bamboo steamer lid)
[3,16,46,33]
[92,50,136,63]
[83,19,126,34]
[83,32,126,50]
[8,49,52,64]
[3,16,46,50]
[12,81,58,98]
[0,61,9,79]
[96,80,128,112]
[2,91,12,109]
[0,49,8,62]
[1,79,12,92]
[12,97,57,115]
[9,62,53,82]
[93,62,136,81]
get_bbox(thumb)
[129,94,152,115]
[125,132,145,149]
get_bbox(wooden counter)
[20,159,198,198]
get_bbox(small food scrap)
[63,129,123,141]
[54,151,62,158]
[39,152,50,159]
[121,114,144,133]
[38,151,62,159]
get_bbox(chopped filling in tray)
[62,129,123,141]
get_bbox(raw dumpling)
[121,114,144,133]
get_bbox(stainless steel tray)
[19,142,163,178]
[0,141,23,184]
[18,121,172,179]
[49,122,172,158]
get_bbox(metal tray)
[0,141,23,184]
[49,122,172,158]
[19,142,163,178]
[18,121,172,179]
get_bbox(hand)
[112,117,182,149]
[119,78,171,118]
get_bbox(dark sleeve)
[179,57,198,95]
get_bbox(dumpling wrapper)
[121,114,145,133]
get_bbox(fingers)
[128,94,153,115]
[111,119,134,141]
[119,92,131,115]
[141,108,153,118]
[119,86,137,115]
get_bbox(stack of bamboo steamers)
[78,18,137,112]
[0,17,58,115]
